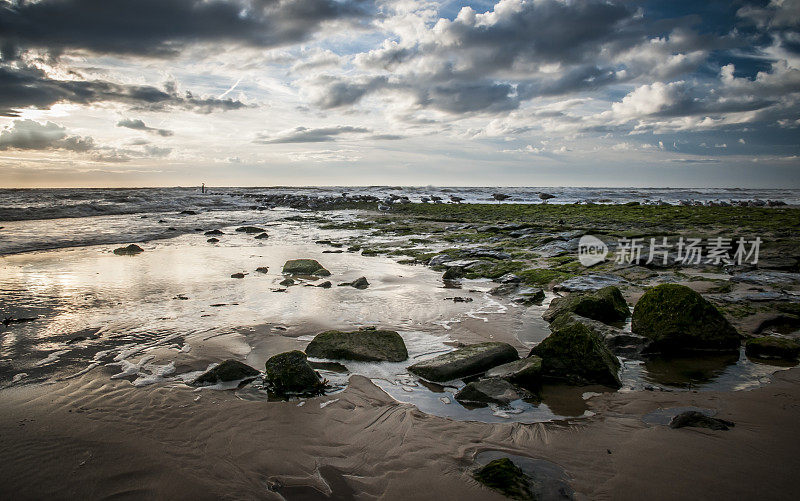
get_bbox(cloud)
[0,119,94,151]
[117,118,173,137]
[254,125,371,143]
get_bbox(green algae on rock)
[529,322,621,387]
[473,458,534,500]
[632,284,740,353]
[745,336,800,360]
[485,357,543,390]
[305,329,408,362]
[543,286,629,324]
[264,351,325,395]
[281,259,331,276]
[192,360,260,386]
[408,342,519,382]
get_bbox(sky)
[0,0,799,188]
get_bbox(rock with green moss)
[485,357,542,390]
[550,312,649,356]
[113,244,144,255]
[512,287,545,306]
[282,259,331,276]
[306,329,408,362]
[408,342,519,382]
[473,458,534,500]
[632,284,740,353]
[442,266,464,280]
[542,286,628,324]
[192,359,260,386]
[455,378,533,406]
[338,276,369,289]
[745,336,800,360]
[529,323,621,387]
[264,351,324,395]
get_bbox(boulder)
[669,411,734,431]
[745,336,800,360]
[231,272,245,279]
[339,277,369,289]
[255,266,269,273]
[455,378,533,406]
[511,288,545,305]
[632,284,740,353]
[207,238,219,243]
[204,229,224,236]
[485,357,542,389]
[550,312,649,356]
[254,232,269,240]
[317,281,332,288]
[192,360,259,386]
[554,274,629,293]
[408,342,519,382]
[442,266,464,280]
[529,323,621,387]
[473,458,533,500]
[282,259,331,277]
[305,329,408,362]
[264,351,324,395]
[279,278,295,286]
[113,244,144,256]
[543,286,629,324]
[235,226,266,234]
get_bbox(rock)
[464,248,512,260]
[492,193,511,201]
[408,342,519,382]
[316,281,332,288]
[235,226,266,234]
[489,283,519,296]
[306,329,408,362]
[745,336,800,360]
[632,284,740,353]
[339,276,369,289]
[192,360,260,386]
[455,378,533,406]
[279,278,295,286]
[755,314,800,334]
[669,411,734,431]
[255,266,269,273]
[549,312,649,356]
[529,322,621,387]
[254,232,269,239]
[731,270,800,286]
[543,286,629,324]
[207,238,219,243]
[113,244,144,256]
[554,274,629,293]
[264,351,324,395]
[485,357,542,389]
[533,238,581,257]
[231,272,245,279]
[282,259,331,277]
[497,273,522,283]
[204,229,224,235]
[180,210,198,215]
[511,288,545,305]
[473,458,533,500]
[428,254,454,267]
[442,266,464,280]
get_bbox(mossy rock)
[543,286,628,324]
[632,284,740,353]
[339,276,369,289]
[113,244,144,255]
[282,259,331,276]
[473,458,534,500]
[529,323,621,387]
[192,359,260,386]
[745,336,800,360]
[485,356,543,390]
[306,329,408,362]
[264,351,325,395]
[442,266,464,280]
[408,342,519,382]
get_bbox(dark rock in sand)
[254,232,269,240]
[282,259,331,277]
[235,226,266,234]
[306,329,408,362]
[529,322,621,387]
[279,278,295,286]
[745,336,800,360]
[113,244,144,256]
[317,281,332,288]
[543,286,628,324]
[231,272,245,279]
[511,288,545,306]
[255,267,269,273]
[632,284,740,353]
[180,210,198,215]
[489,283,519,296]
[669,411,734,431]
[408,342,519,382]
[264,351,324,395]
[473,458,533,500]
[442,266,464,280]
[207,238,220,243]
[485,357,542,389]
[455,378,533,406]
[204,229,224,236]
[339,277,369,289]
[192,359,260,386]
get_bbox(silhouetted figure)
[201,183,205,194]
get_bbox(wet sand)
[1,365,798,500]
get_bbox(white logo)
[578,234,608,266]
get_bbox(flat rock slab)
[731,271,800,286]
[485,357,542,388]
[554,274,629,293]
[408,342,519,382]
[306,329,408,362]
[455,378,532,406]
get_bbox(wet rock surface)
[455,378,533,406]
[305,329,408,362]
[669,411,734,431]
[192,360,260,386]
[281,259,331,277]
[408,342,519,382]
[543,286,629,324]
[113,244,144,256]
[264,351,325,396]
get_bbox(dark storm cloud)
[254,126,371,144]
[0,119,94,151]
[0,64,248,116]
[117,118,174,137]
[0,0,372,57]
